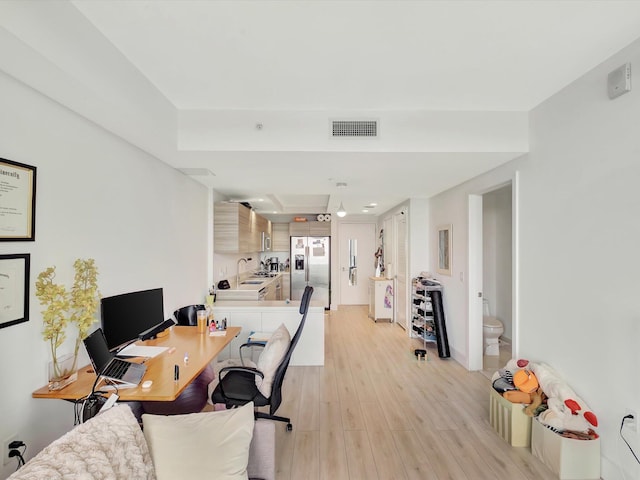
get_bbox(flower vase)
[48,352,78,391]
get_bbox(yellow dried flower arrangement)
[35,259,100,383]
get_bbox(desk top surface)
[32,326,240,402]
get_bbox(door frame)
[467,171,519,371]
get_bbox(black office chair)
[173,304,206,326]
[211,286,313,431]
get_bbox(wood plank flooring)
[272,305,558,480]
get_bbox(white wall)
[429,38,640,479]
[0,71,208,479]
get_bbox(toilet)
[483,316,504,356]
[482,300,504,356]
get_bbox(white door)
[339,223,376,305]
[394,212,408,329]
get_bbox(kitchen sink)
[241,280,264,285]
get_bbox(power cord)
[8,441,26,471]
[621,415,640,464]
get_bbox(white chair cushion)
[142,402,254,480]
[255,323,290,397]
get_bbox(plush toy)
[491,358,530,383]
[524,387,546,416]
[492,359,539,404]
[531,362,598,430]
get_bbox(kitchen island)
[212,299,324,366]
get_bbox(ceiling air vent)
[332,120,378,137]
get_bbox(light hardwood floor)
[272,305,558,480]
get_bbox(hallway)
[273,305,556,479]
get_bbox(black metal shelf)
[410,277,450,358]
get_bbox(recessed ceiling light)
[362,209,369,213]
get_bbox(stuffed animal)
[492,358,539,404]
[523,387,546,416]
[531,362,598,430]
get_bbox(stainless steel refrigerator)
[291,235,330,308]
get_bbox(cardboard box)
[531,417,600,479]
[489,388,532,447]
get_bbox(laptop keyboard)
[103,359,129,379]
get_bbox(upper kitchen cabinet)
[289,221,331,236]
[214,202,271,253]
[271,223,290,252]
[250,210,272,252]
[214,202,251,253]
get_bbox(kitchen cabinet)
[250,211,271,252]
[274,275,283,300]
[214,202,251,253]
[214,202,271,253]
[368,277,393,322]
[271,223,289,252]
[411,277,450,358]
[289,221,330,236]
[211,303,325,365]
[282,272,290,300]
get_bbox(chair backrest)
[268,286,313,414]
[173,304,206,326]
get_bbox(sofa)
[8,402,275,480]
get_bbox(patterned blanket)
[8,404,156,480]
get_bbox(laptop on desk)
[83,328,147,389]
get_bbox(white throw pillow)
[255,323,291,397]
[142,402,254,480]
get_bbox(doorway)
[468,174,518,373]
[339,223,376,304]
[481,185,513,373]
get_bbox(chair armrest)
[240,342,267,349]
[219,365,265,381]
[239,342,266,366]
[218,366,265,403]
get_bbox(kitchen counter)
[212,299,324,366]
[216,272,287,301]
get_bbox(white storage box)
[489,388,532,447]
[531,417,600,479]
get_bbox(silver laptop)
[83,328,147,388]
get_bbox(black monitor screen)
[100,288,164,350]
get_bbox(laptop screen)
[83,328,114,374]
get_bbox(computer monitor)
[100,288,164,350]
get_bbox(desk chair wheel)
[286,423,293,432]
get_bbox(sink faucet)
[236,257,252,288]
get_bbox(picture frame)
[437,224,452,276]
[0,253,30,329]
[0,158,37,241]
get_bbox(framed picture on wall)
[0,158,37,241]
[437,224,452,276]
[0,253,30,329]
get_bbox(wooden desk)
[32,326,240,402]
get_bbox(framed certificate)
[0,253,30,329]
[0,158,37,241]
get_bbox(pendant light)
[335,181,347,217]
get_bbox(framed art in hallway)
[0,253,30,329]
[0,157,37,241]
[437,224,452,276]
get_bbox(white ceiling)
[30,1,640,215]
